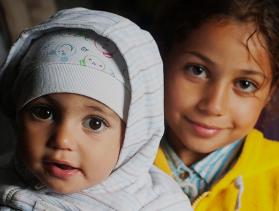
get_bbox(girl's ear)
[265,85,278,106]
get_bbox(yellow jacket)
[154,129,279,211]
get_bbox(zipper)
[192,191,209,209]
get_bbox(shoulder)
[154,147,173,176]
[0,185,65,211]
[142,167,192,211]
[241,129,279,173]
[0,206,14,211]
[246,129,279,159]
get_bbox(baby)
[0,8,192,210]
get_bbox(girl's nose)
[197,83,228,116]
[48,122,76,151]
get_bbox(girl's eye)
[30,105,54,121]
[185,64,208,79]
[83,117,108,132]
[235,79,258,93]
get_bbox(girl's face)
[17,93,124,193]
[164,19,273,164]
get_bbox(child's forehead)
[15,30,130,122]
[172,19,272,74]
[179,19,257,46]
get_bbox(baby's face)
[17,93,124,193]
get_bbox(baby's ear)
[12,112,22,132]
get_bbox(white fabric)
[17,31,130,120]
[0,8,192,210]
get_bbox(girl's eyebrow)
[184,51,267,79]
[239,69,267,79]
[184,51,215,66]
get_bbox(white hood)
[0,8,191,210]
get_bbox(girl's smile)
[164,19,273,165]
[184,116,223,138]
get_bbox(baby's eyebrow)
[85,105,116,117]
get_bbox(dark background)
[0,0,278,156]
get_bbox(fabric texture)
[17,30,130,121]
[155,129,279,211]
[160,137,242,202]
[0,8,192,211]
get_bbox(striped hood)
[0,8,191,210]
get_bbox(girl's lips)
[185,117,222,138]
[44,161,80,180]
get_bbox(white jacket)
[0,8,192,211]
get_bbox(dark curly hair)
[153,0,279,87]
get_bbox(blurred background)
[0,0,278,155]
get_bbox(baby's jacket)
[0,8,191,211]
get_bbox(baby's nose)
[48,122,77,151]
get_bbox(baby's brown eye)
[89,118,102,130]
[31,106,53,120]
[83,117,107,132]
